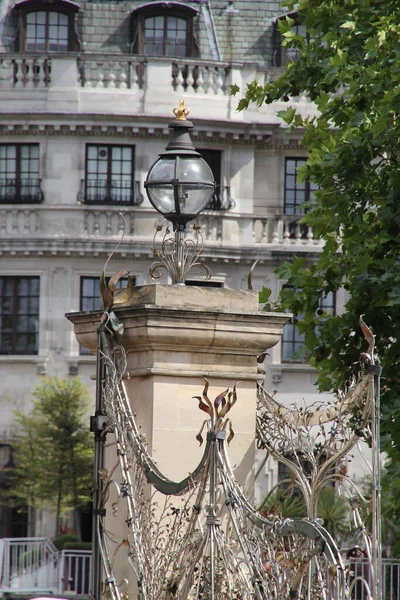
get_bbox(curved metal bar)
[144,439,211,496]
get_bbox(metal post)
[174,226,185,284]
[369,362,382,600]
[90,325,108,600]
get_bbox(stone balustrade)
[0,55,51,88]
[172,60,229,95]
[0,205,323,251]
[0,54,290,119]
[77,56,145,90]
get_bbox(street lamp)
[144,101,215,283]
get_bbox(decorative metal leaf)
[226,419,235,445]
[359,315,375,359]
[214,389,228,412]
[195,420,208,446]
[202,379,213,413]
[193,396,212,416]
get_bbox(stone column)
[68,284,287,484]
[67,284,288,594]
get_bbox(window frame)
[273,12,307,68]
[0,143,43,204]
[131,3,198,58]
[281,287,336,364]
[83,144,137,206]
[0,276,40,355]
[15,0,80,53]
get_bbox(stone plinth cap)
[66,285,290,375]
[112,284,260,311]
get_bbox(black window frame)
[0,276,40,355]
[281,288,336,363]
[82,144,140,206]
[0,143,43,204]
[284,157,316,216]
[131,3,198,59]
[15,0,80,53]
[284,157,317,239]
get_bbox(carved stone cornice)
[0,118,288,147]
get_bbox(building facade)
[0,0,355,536]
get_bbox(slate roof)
[0,0,283,67]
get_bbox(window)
[199,150,234,211]
[282,289,335,363]
[0,144,43,204]
[131,3,198,58]
[16,0,80,52]
[26,11,68,52]
[0,276,39,355]
[273,13,307,67]
[81,145,142,205]
[284,158,316,215]
[284,157,317,239]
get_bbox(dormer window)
[14,0,80,52]
[131,2,198,58]
[273,12,306,67]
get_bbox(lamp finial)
[173,100,190,121]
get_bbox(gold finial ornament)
[173,100,190,121]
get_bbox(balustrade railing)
[0,56,51,88]
[77,57,145,89]
[172,60,230,95]
[0,205,323,248]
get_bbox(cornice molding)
[0,121,303,148]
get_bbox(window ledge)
[270,362,316,384]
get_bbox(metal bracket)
[90,414,108,434]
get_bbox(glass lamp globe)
[145,154,215,226]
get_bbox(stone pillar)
[67,284,288,594]
[68,284,287,484]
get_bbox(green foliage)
[234,0,400,467]
[11,377,93,535]
[259,490,306,519]
[53,533,79,550]
[317,487,349,540]
[259,286,272,311]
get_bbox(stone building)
[0,0,352,537]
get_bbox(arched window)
[131,2,198,58]
[14,0,80,52]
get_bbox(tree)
[11,377,93,537]
[232,0,400,463]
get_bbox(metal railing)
[205,185,235,211]
[78,179,144,206]
[0,178,44,204]
[349,559,400,600]
[59,550,92,595]
[0,538,92,596]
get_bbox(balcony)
[0,178,44,204]
[0,54,288,120]
[78,180,143,206]
[0,205,323,259]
